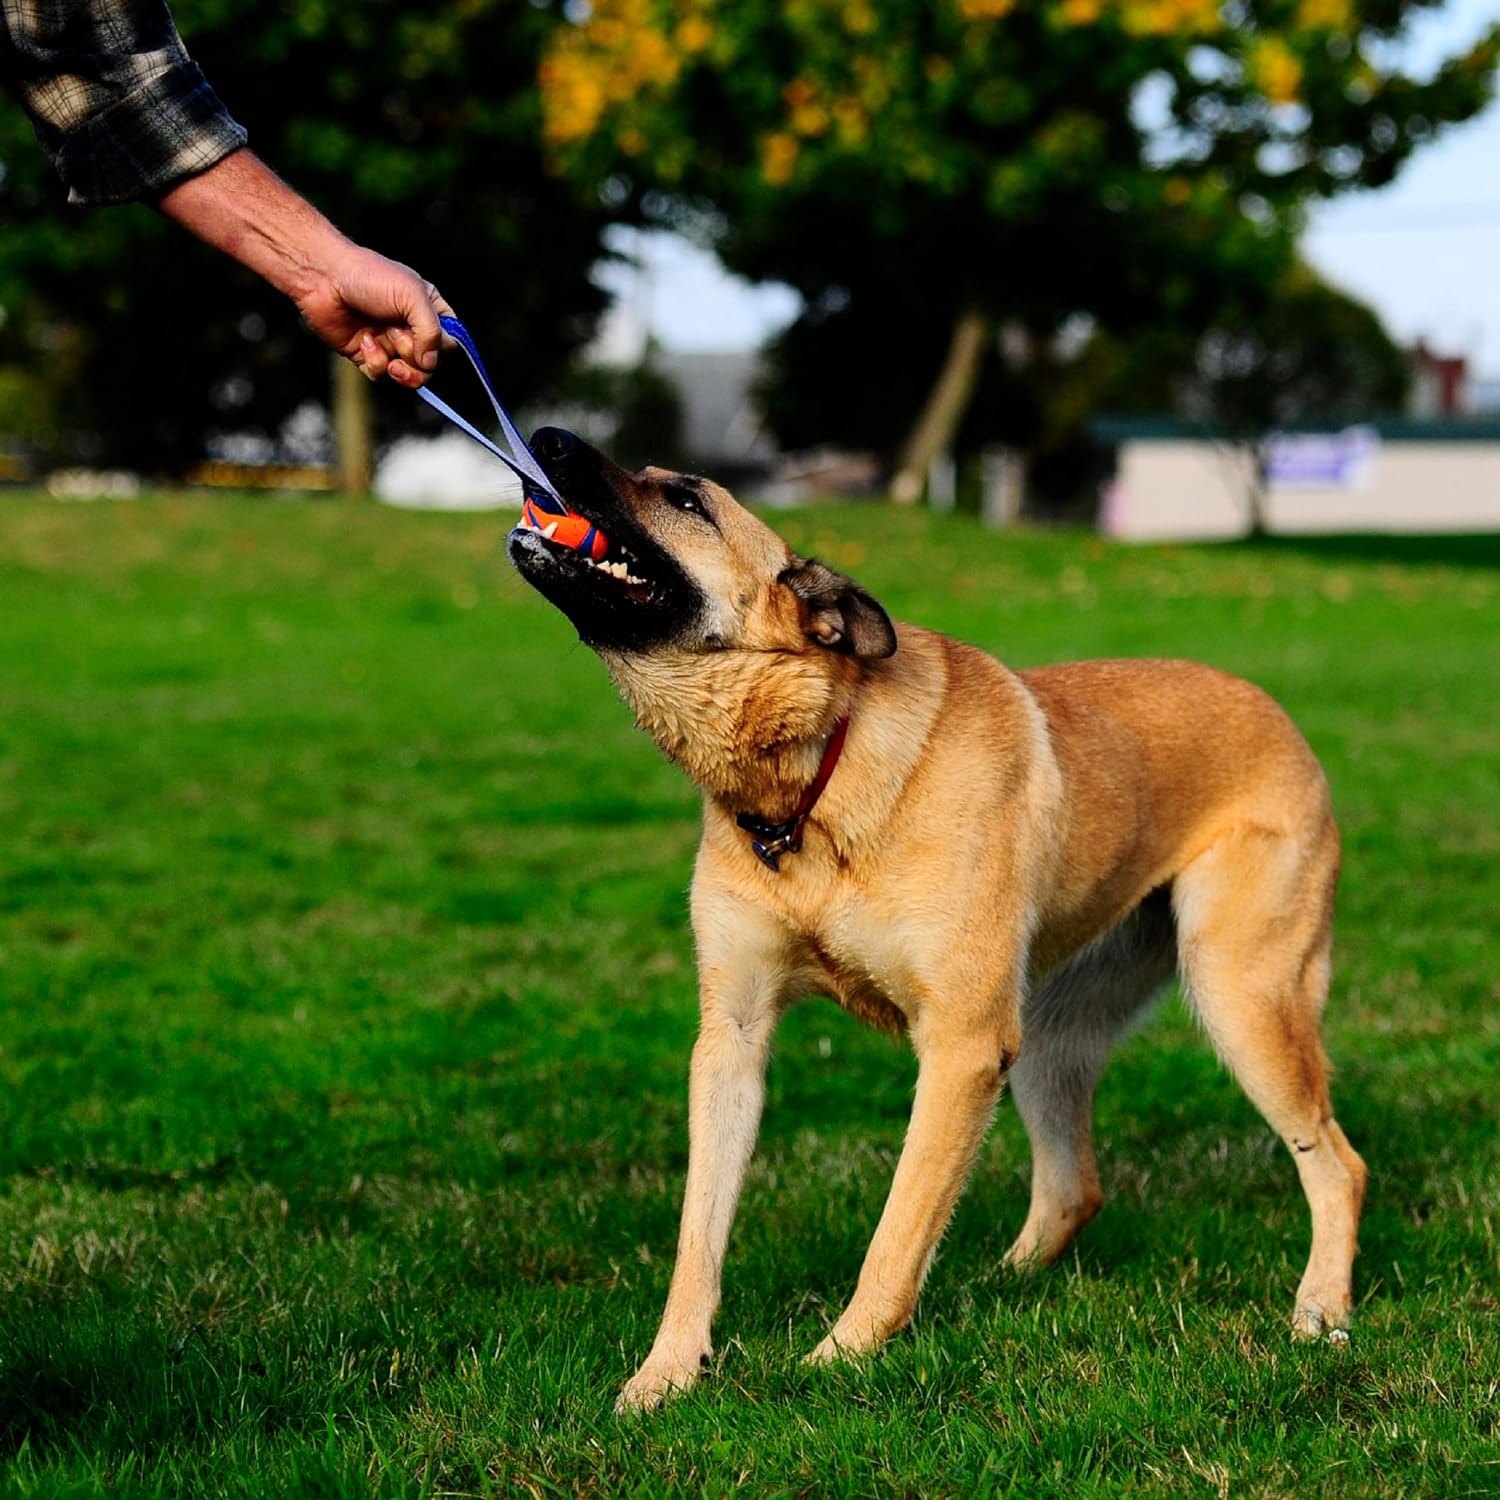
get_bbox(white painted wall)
[1103,437,1500,539]
[375,433,521,511]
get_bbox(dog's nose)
[530,427,579,463]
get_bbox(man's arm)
[159,149,451,386]
[2,0,447,384]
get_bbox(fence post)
[980,446,1024,528]
[928,453,957,512]
[332,355,374,495]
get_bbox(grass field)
[0,493,1495,1498]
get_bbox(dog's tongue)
[519,491,608,562]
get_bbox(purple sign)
[1264,427,1379,490]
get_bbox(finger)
[359,331,391,379]
[387,358,426,388]
[402,281,444,372]
[385,322,420,368]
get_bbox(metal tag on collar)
[752,841,779,872]
[737,814,803,872]
[761,832,804,871]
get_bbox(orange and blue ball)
[520,493,609,562]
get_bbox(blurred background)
[2,0,1497,536]
[2,7,1498,1489]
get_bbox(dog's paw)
[1291,1302,1352,1344]
[803,1335,844,1368]
[804,1330,878,1367]
[1000,1234,1053,1274]
[614,1352,707,1414]
[1003,1196,1101,1272]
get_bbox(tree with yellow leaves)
[542,0,1496,499]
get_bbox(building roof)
[1091,415,1500,443]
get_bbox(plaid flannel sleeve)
[1,0,247,205]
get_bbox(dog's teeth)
[542,522,558,540]
[583,552,647,586]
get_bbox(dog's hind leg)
[1173,819,1367,1341]
[1004,896,1176,1270]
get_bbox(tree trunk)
[889,306,990,505]
[332,355,374,495]
[1246,443,1269,536]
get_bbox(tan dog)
[509,429,1368,1413]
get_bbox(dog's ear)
[780,558,897,660]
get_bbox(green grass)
[0,494,1495,1498]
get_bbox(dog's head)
[507,428,896,664]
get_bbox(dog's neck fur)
[602,647,856,818]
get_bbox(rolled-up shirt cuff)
[53,58,247,206]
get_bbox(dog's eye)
[663,483,710,520]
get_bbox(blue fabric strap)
[414,315,568,515]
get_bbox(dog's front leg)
[809,1011,1017,1365]
[617,900,788,1413]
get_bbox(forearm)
[160,147,449,384]
[157,149,347,304]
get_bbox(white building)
[1098,419,1500,540]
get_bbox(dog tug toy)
[414,314,608,561]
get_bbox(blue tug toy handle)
[413,315,568,516]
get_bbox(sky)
[594,0,1500,378]
[1304,0,1500,373]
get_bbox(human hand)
[158,152,456,386]
[294,242,454,387]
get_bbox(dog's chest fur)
[800,902,925,1034]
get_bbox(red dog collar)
[736,713,851,872]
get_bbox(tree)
[0,0,615,474]
[1090,263,1412,530]
[539,0,1498,497]
[547,349,686,470]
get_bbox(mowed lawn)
[0,494,1495,1498]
